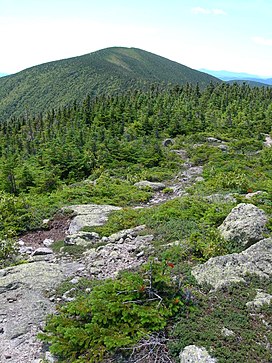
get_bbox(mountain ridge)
[0,47,219,122]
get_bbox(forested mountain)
[0,47,219,122]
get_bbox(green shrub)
[39,260,193,362]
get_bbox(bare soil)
[18,213,71,249]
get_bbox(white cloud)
[192,7,226,15]
[252,36,272,46]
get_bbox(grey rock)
[221,327,235,337]
[19,246,33,255]
[65,231,100,247]
[66,204,122,234]
[179,345,217,363]
[192,238,272,290]
[84,234,154,279]
[205,193,236,204]
[217,144,229,151]
[207,137,222,143]
[171,149,188,159]
[0,261,83,363]
[218,203,268,247]
[162,138,174,147]
[108,225,146,243]
[246,290,272,309]
[245,191,264,199]
[32,247,53,256]
[43,238,54,247]
[134,180,166,191]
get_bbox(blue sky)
[1,0,272,76]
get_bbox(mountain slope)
[0,47,219,121]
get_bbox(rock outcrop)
[218,203,268,247]
[0,261,83,363]
[65,204,122,234]
[192,238,272,290]
[179,345,217,363]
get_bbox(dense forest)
[0,81,272,362]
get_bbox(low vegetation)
[0,82,271,361]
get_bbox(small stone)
[18,240,25,246]
[32,247,54,256]
[136,251,144,257]
[70,277,80,284]
[43,238,54,247]
[221,327,235,337]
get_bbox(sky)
[1,0,272,77]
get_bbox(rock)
[221,327,235,337]
[19,246,33,255]
[18,240,25,246]
[207,137,222,143]
[245,191,264,199]
[66,204,122,234]
[162,138,174,147]
[134,180,166,191]
[218,203,268,247]
[84,234,154,279]
[217,144,228,151]
[32,247,53,256]
[171,149,188,159]
[192,238,272,290]
[65,231,100,247]
[246,290,272,309]
[0,261,84,362]
[264,134,272,147]
[108,225,146,243]
[205,193,236,204]
[179,345,217,363]
[43,238,54,247]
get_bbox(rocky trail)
[0,141,271,362]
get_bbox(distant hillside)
[0,73,8,78]
[0,47,219,122]
[200,69,272,85]
[227,79,272,87]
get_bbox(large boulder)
[65,204,122,234]
[179,345,217,363]
[218,203,268,247]
[192,238,272,290]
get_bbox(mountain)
[200,69,272,85]
[227,79,272,87]
[0,73,8,78]
[0,47,219,122]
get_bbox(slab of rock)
[134,180,166,191]
[192,238,272,290]
[0,261,83,363]
[66,204,122,234]
[218,203,268,247]
[179,345,217,363]
[246,290,272,309]
[65,231,100,246]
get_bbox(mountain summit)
[0,47,219,121]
